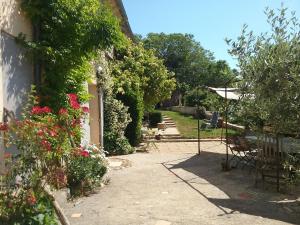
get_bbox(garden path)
[56,142,300,225]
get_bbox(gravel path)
[57,142,300,225]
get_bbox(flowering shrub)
[0,189,57,224]
[67,144,108,196]
[0,91,108,223]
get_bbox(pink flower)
[59,108,68,115]
[82,106,89,113]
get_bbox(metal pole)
[276,135,280,192]
[197,86,201,155]
[225,85,229,169]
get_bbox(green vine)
[19,0,126,110]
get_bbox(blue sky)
[122,0,300,69]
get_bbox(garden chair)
[203,111,219,129]
[227,136,257,169]
[255,135,287,190]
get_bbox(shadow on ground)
[162,146,300,225]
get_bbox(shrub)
[148,112,162,127]
[0,90,109,224]
[101,63,132,155]
[0,189,57,225]
[67,144,108,196]
[184,89,207,107]
[117,88,144,147]
[104,131,134,155]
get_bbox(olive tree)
[227,6,300,136]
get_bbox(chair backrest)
[210,111,219,128]
[257,134,284,163]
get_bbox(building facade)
[0,0,133,173]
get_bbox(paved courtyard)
[57,142,300,225]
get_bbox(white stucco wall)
[0,0,33,173]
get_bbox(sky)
[122,0,300,69]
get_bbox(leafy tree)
[111,41,175,145]
[143,33,213,93]
[113,42,176,111]
[142,33,237,96]
[226,6,300,135]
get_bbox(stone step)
[148,138,222,143]
[161,136,183,139]
[164,122,175,125]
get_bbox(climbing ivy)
[19,0,126,110]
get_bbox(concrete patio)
[56,141,300,225]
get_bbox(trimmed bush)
[117,89,144,147]
[149,112,162,127]
[104,131,134,155]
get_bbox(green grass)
[157,110,240,139]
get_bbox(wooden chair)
[255,135,287,191]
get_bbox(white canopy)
[208,87,240,100]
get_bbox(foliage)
[111,41,175,146]
[0,90,108,223]
[67,144,108,196]
[184,88,222,111]
[117,88,144,147]
[0,189,57,225]
[113,42,176,111]
[148,112,162,127]
[226,6,300,135]
[227,5,300,184]
[96,52,133,155]
[19,0,125,109]
[104,132,134,155]
[142,33,236,95]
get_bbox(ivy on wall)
[19,0,126,110]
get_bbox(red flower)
[0,122,8,131]
[49,130,57,137]
[82,106,89,113]
[80,150,90,157]
[41,139,52,151]
[42,106,51,113]
[31,106,52,114]
[67,93,81,109]
[59,108,68,115]
[67,93,78,101]
[37,129,44,136]
[70,100,80,109]
[31,106,42,114]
